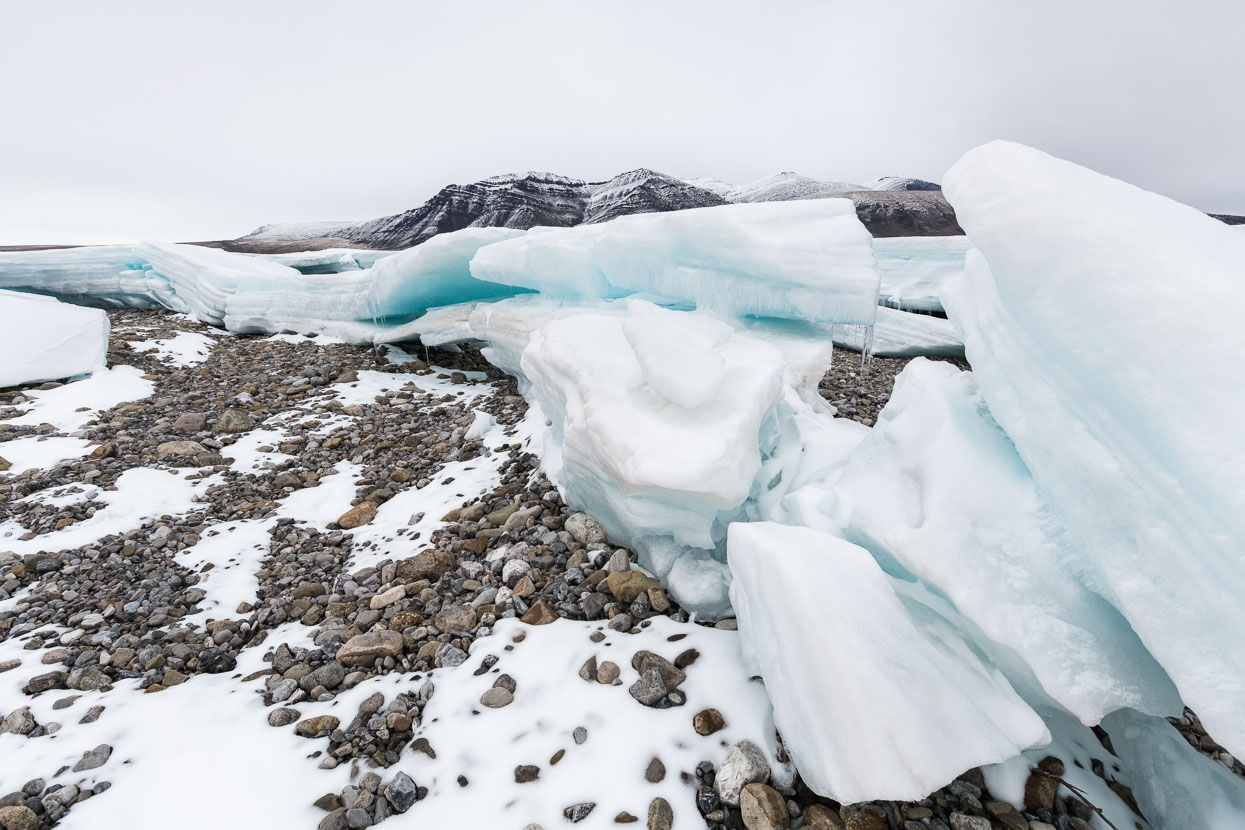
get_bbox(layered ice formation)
[873,235,973,312]
[942,140,1245,758]
[831,306,963,358]
[471,199,880,325]
[0,289,109,387]
[0,230,525,344]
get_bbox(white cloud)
[1,0,1240,243]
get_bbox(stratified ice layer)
[831,306,963,358]
[873,235,973,312]
[0,289,109,388]
[471,199,880,325]
[942,140,1245,758]
[0,230,525,344]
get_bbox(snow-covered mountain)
[233,167,957,251]
[686,172,863,203]
[862,175,942,191]
[239,170,726,251]
[582,168,725,224]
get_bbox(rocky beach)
[5,310,1237,830]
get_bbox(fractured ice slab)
[471,199,880,325]
[873,235,973,312]
[0,229,525,344]
[0,289,109,388]
[943,140,1245,757]
[728,521,1049,803]
[834,358,1181,724]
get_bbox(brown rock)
[369,585,406,609]
[389,610,423,631]
[22,671,66,695]
[647,797,673,830]
[740,783,790,830]
[614,812,638,824]
[174,412,207,431]
[520,598,558,625]
[597,660,620,684]
[294,715,340,738]
[156,440,208,456]
[0,805,38,830]
[514,764,540,783]
[645,756,666,783]
[88,443,115,459]
[693,707,726,736]
[1023,756,1064,812]
[434,604,477,633]
[337,501,377,529]
[983,801,1027,830]
[607,571,661,603]
[801,804,845,830]
[336,630,403,665]
[840,806,886,830]
[395,549,454,581]
[512,574,536,598]
[216,408,254,432]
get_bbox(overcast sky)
[1,0,1240,244]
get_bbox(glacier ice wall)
[0,289,109,388]
[471,199,880,325]
[942,140,1245,758]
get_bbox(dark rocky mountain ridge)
[201,169,1245,252]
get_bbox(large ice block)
[471,200,880,325]
[521,300,786,552]
[942,140,1245,757]
[728,521,1049,803]
[0,289,109,388]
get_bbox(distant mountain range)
[212,169,957,253]
[204,168,1245,255]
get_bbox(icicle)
[860,321,875,374]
